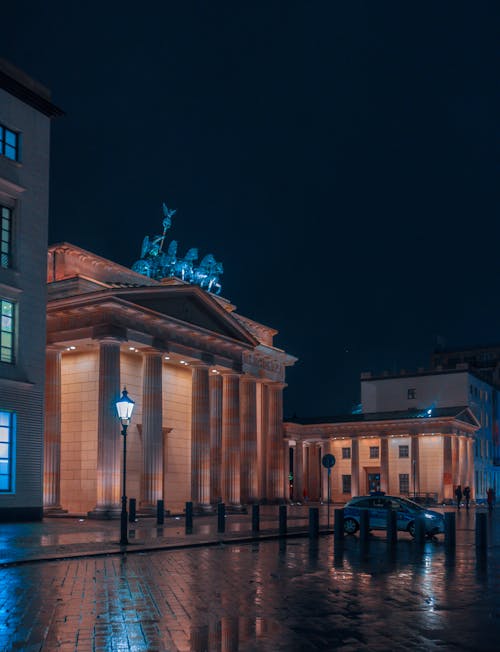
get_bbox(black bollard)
[217,502,226,533]
[185,501,193,535]
[386,509,398,545]
[334,508,344,543]
[414,515,426,545]
[252,504,260,533]
[279,504,287,536]
[129,498,136,523]
[476,512,488,550]
[444,512,456,548]
[309,507,319,538]
[359,510,370,543]
[157,499,164,525]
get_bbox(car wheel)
[408,521,415,537]
[344,517,359,535]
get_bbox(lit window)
[407,388,416,400]
[1,299,15,363]
[0,411,14,492]
[399,473,409,494]
[0,125,20,161]
[342,474,351,493]
[399,445,409,458]
[369,446,379,459]
[342,447,351,459]
[1,206,12,269]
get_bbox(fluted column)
[294,441,304,502]
[380,437,389,494]
[411,435,420,498]
[89,339,121,517]
[321,439,331,502]
[209,373,223,503]
[266,382,285,502]
[44,347,62,511]
[222,372,241,507]
[351,438,360,497]
[307,443,320,501]
[283,439,291,500]
[467,438,474,497]
[240,376,258,503]
[191,365,211,510]
[443,435,453,501]
[141,351,163,511]
[259,383,269,500]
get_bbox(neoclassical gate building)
[44,242,296,515]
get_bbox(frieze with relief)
[243,351,285,382]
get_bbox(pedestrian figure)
[303,487,308,503]
[463,486,471,509]
[455,485,462,509]
[487,487,495,511]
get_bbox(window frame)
[369,446,379,459]
[1,298,16,364]
[342,474,351,494]
[0,124,20,162]
[1,204,12,269]
[0,410,14,493]
[407,388,416,400]
[341,446,351,459]
[399,473,410,494]
[398,444,409,458]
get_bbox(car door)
[370,497,388,529]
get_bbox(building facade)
[0,60,62,521]
[45,243,296,515]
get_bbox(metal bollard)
[334,508,344,543]
[414,515,426,545]
[252,504,260,533]
[386,509,398,545]
[129,498,136,523]
[279,504,287,536]
[217,502,226,533]
[157,499,164,525]
[476,512,488,550]
[444,512,456,548]
[359,510,370,543]
[309,507,319,538]
[185,501,193,535]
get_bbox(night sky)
[3,2,498,417]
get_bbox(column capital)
[92,324,127,342]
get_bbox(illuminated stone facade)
[44,243,296,515]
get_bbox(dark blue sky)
[4,2,498,416]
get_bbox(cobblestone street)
[0,507,499,651]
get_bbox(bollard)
[334,508,344,543]
[444,512,456,548]
[279,504,287,536]
[157,499,164,525]
[414,515,426,545]
[217,502,226,533]
[309,507,319,538]
[476,512,488,550]
[129,498,136,523]
[386,509,398,545]
[359,510,370,543]
[185,501,193,535]
[252,504,260,533]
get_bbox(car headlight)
[424,513,434,519]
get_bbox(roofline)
[0,61,64,118]
[360,367,493,386]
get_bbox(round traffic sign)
[321,453,336,468]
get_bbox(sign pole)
[321,453,336,531]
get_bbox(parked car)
[343,494,445,537]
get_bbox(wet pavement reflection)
[0,510,499,651]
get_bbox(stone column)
[141,351,163,512]
[459,436,467,487]
[380,437,389,494]
[266,383,285,502]
[467,438,475,496]
[209,373,223,504]
[260,383,269,499]
[222,372,241,508]
[307,443,320,501]
[240,376,258,504]
[294,441,304,503]
[89,339,121,518]
[321,439,331,502]
[351,438,360,497]
[191,365,211,510]
[443,435,453,502]
[411,435,420,498]
[283,439,291,500]
[44,347,63,511]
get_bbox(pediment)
[455,407,481,428]
[116,286,257,346]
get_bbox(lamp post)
[116,388,135,546]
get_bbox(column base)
[226,503,248,514]
[194,503,215,514]
[43,506,68,516]
[87,506,121,520]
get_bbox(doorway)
[367,471,381,493]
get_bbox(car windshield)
[396,497,425,512]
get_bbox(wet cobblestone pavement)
[0,507,499,651]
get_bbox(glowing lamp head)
[116,388,135,425]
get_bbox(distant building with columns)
[44,243,296,516]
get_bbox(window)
[0,411,13,492]
[342,474,351,494]
[399,473,409,494]
[342,447,351,459]
[369,446,379,459]
[0,125,20,161]
[407,388,416,400]
[1,206,12,269]
[1,299,15,363]
[399,445,409,458]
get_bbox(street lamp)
[116,387,135,545]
